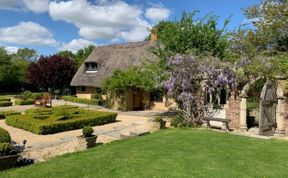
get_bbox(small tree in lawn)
[27,55,76,94]
[165,54,236,125]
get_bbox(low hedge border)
[15,99,34,105]
[63,96,102,106]
[0,110,21,119]
[0,101,12,107]
[0,98,11,102]
[6,107,117,135]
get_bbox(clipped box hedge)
[0,110,21,119]
[0,101,12,107]
[15,99,34,105]
[63,96,102,106]
[6,105,117,135]
[0,97,11,101]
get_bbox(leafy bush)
[6,106,117,135]
[82,126,94,137]
[0,101,12,107]
[0,127,11,143]
[0,110,21,119]
[63,96,102,106]
[15,99,34,105]
[171,114,185,128]
[0,143,12,156]
[154,116,166,128]
[20,91,33,100]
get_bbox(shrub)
[0,127,11,143]
[63,96,102,106]
[20,91,33,100]
[82,126,94,137]
[0,101,12,107]
[0,97,11,102]
[171,114,185,128]
[15,99,34,105]
[154,116,166,128]
[0,110,21,119]
[0,143,12,156]
[6,106,117,135]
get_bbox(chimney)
[150,29,157,42]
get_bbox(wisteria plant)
[165,54,237,125]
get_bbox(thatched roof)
[70,41,157,87]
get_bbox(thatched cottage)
[70,34,173,111]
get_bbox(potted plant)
[0,128,20,171]
[152,116,166,130]
[77,126,97,149]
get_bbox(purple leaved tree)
[165,54,237,125]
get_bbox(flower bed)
[62,96,102,106]
[6,105,117,135]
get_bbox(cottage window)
[85,62,98,73]
[80,86,86,92]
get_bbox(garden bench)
[202,117,230,131]
[34,94,52,108]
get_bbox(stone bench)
[202,117,230,131]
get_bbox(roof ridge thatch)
[70,41,157,87]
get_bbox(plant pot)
[77,135,97,149]
[0,155,19,171]
[152,122,161,131]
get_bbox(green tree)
[0,47,32,91]
[155,12,230,59]
[57,50,76,61]
[75,45,95,67]
[234,0,288,54]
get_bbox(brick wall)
[226,93,240,130]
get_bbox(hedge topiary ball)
[0,127,11,143]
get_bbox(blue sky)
[0,0,260,55]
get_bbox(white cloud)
[49,0,154,42]
[59,38,96,53]
[0,0,49,13]
[145,7,170,22]
[0,21,57,46]
[23,0,49,13]
[5,46,19,54]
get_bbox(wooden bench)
[202,117,230,131]
[34,94,52,108]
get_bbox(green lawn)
[1,129,288,178]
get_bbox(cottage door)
[259,81,277,136]
[133,89,143,110]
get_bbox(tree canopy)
[27,55,76,93]
[103,67,155,92]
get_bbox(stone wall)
[226,93,241,130]
[282,101,288,135]
[76,86,96,99]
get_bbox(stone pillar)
[275,79,285,135]
[239,93,248,131]
[275,96,285,135]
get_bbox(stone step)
[248,127,259,135]
[120,129,150,139]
